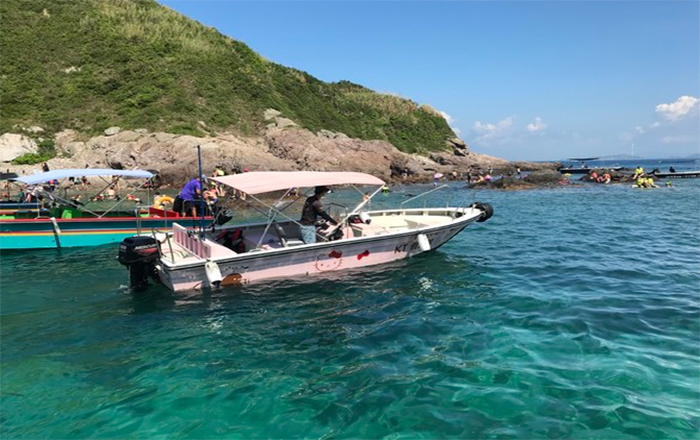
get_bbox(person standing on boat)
[174,177,202,217]
[299,186,337,244]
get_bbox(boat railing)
[172,223,213,259]
[400,184,449,210]
[135,207,143,235]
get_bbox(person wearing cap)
[299,186,338,244]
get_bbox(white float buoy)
[204,260,222,288]
[417,234,431,252]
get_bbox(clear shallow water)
[1,178,699,439]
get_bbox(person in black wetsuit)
[299,186,337,244]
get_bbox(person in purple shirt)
[174,178,202,217]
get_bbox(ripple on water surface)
[1,181,699,439]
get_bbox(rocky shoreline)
[2,114,558,187]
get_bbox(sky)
[159,1,699,161]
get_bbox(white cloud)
[660,135,697,144]
[472,116,514,140]
[440,111,454,125]
[635,126,645,134]
[655,96,699,121]
[439,110,460,135]
[469,116,529,149]
[526,117,546,132]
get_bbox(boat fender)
[470,202,494,222]
[359,212,371,224]
[417,234,431,252]
[205,260,222,288]
[49,217,62,234]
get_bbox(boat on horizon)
[557,157,623,174]
[651,169,700,179]
[117,171,494,292]
[0,169,209,250]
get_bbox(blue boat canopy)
[11,168,154,185]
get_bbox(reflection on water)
[1,179,699,439]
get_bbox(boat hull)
[0,216,204,250]
[557,167,591,174]
[652,171,700,179]
[158,216,472,292]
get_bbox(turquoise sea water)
[1,173,699,439]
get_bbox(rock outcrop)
[0,133,38,162]
[5,116,557,186]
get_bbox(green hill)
[0,0,455,154]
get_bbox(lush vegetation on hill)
[1,0,455,154]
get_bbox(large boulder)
[0,133,38,162]
[447,137,469,156]
[265,127,398,180]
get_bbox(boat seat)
[350,223,390,237]
[243,230,282,250]
[272,222,305,247]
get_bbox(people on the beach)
[105,185,118,200]
[596,172,611,184]
[299,186,337,244]
[286,187,299,198]
[635,177,657,188]
[210,168,226,198]
[669,166,676,173]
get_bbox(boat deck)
[157,212,461,265]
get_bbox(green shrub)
[1,0,455,154]
[12,153,50,165]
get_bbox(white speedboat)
[117,171,494,292]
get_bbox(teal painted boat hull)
[0,216,207,250]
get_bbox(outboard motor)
[118,236,160,292]
[213,207,235,226]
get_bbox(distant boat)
[1,169,209,250]
[652,170,700,179]
[557,166,591,174]
[557,157,621,174]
